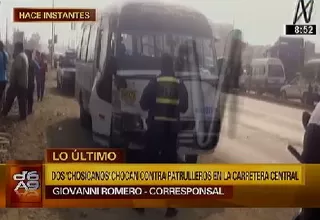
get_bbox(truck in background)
[305,41,316,62]
[266,36,304,82]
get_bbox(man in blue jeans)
[0,41,8,107]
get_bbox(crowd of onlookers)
[0,40,47,121]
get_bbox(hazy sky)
[0,0,319,50]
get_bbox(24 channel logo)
[285,0,316,35]
[13,171,40,197]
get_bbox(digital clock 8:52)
[285,24,316,35]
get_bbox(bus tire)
[79,95,92,130]
[185,155,198,163]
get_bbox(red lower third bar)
[45,185,233,199]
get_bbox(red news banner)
[2,149,232,208]
[13,8,96,22]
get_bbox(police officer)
[138,53,188,217]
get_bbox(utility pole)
[51,0,55,67]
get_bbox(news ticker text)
[45,185,231,199]
[0,149,319,208]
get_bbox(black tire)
[185,155,198,163]
[79,95,92,130]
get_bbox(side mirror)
[302,111,311,130]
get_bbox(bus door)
[89,26,114,144]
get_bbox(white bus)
[75,1,225,163]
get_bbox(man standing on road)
[37,53,47,101]
[25,49,39,115]
[0,41,8,108]
[35,51,46,101]
[1,42,28,121]
[138,53,188,218]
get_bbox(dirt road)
[0,70,299,220]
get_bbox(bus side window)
[80,26,90,62]
[87,24,98,63]
[99,29,109,71]
[97,57,114,103]
[77,28,85,61]
[96,29,114,103]
[95,28,102,70]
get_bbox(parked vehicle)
[280,59,320,105]
[75,1,234,163]
[267,36,304,82]
[249,58,286,96]
[57,56,76,92]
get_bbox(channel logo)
[6,161,42,207]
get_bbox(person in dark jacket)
[1,42,28,120]
[137,53,188,218]
[0,41,8,109]
[293,103,320,220]
[25,49,39,114]
[35,52,47,101]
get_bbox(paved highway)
[208,94,304,164]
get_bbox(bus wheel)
[185,155,198,163]
[79,96,92,130]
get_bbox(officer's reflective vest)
[154,76,180,122]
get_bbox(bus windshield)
[116,32,216,74]
[268,65,284,77]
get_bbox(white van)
[75,1,227,163]
[281,59,320,104]
[250,58,286,95]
